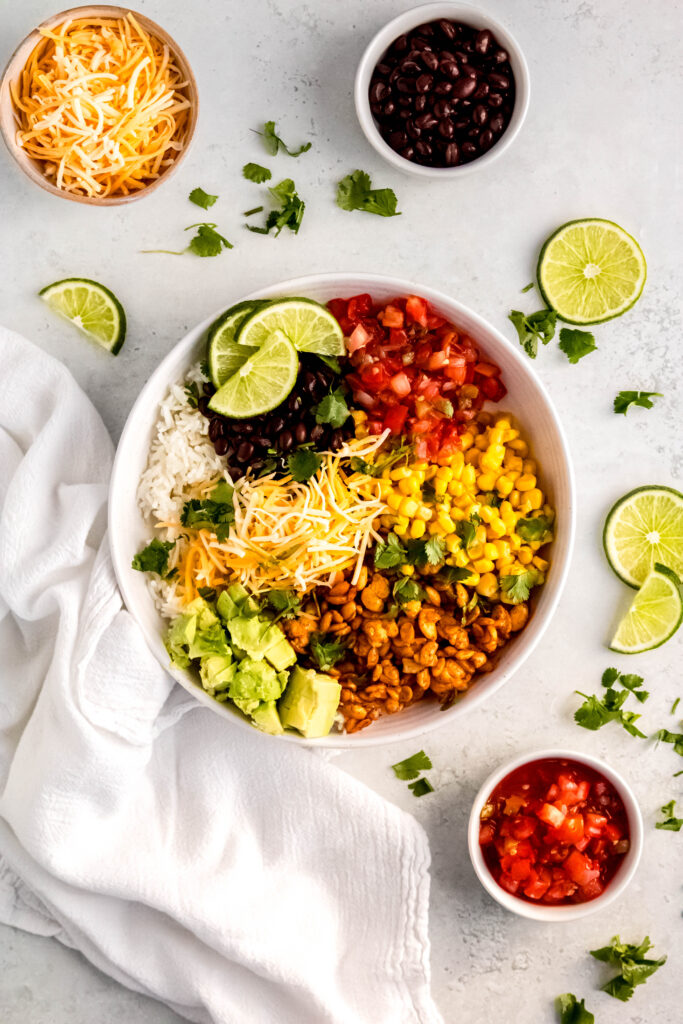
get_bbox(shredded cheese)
[168,432,392,603]
[11,13,192,198]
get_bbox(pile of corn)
[354,410,554,601]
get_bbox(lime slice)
[237,297,345,356]
[208,330,298,418]
[537,219,647,324]
[39,278,126,353]
[603,485,683,588]
[610,563,683,654]
[207,301,268,386]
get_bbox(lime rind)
[236,297,345,356]
[537,218,647,325]
[39,277,126,353]
[208,330,298,419]
[207,300,267,386]
[609,562,683,654]
[603,485,683,588]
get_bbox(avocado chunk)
[228,657,285,716]
[165,612,197,669]
[264,636,297,672]
[199,654,235,694]
[226,616,296,671]
[217,582,259,622]
[278,665,342,739]
[186,599,230,660]
[251,701,284,735]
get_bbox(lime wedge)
[39,278,126,353]
[603,485,683,588]
[610,563,683,654]
[237,297,345,356]
[207,301,268,386]
[537,219,647,324]
[208,330,298,418]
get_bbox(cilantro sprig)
[590,935,667,1001]
[613,390,662,414]
[374,532,446,572]
[287,448,322,482]
[131,538,175,578]
[655,799,682,831]
[654,728,683,756]
[336,170,400,218]
[516,514,553,543]
[143,222,233,258]
[264,589,302,620]
[558,328,596,364]
[313,387,350,428]
[180,480,235,540]
[247,178,305,236]
[189,187,218,210]
[508,309,557,358]
[242,162,272,183]
[555,994,594,1024]
[257,120,311,157]
[309,632,348,671]
[393,577,427,605]
[574,667,648,737]
[391,750,433,797]
[500,569,541,604]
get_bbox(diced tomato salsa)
[479,758,630,905]
[327,293,506,460]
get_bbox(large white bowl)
[109,272,575,747]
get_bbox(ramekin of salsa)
[467,750,643,920]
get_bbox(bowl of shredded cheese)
[0,6,198,204]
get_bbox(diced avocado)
[199,654,235,693]
[227,581,250,604]
[278,665,341,739]
[264,636,296,672]
[251,701,284,735]
[217,589,241,622]
[218,582,260,621]
[165,612,197,669]
[228,657,285,716]
[227,615,269,659]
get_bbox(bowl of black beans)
[354,2,529,176]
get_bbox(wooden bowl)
[0,5,199,205]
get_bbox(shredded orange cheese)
[11,12,191,198]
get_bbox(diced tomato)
[523,867,552,900]
[444,361,468,385]
[347,293,373,320]
[564,850,600,887]
[584,812,608,838]
[537,803,566,828]
[405,295,428,327]
[379,305,404,328]
[347,322,371,354]
[553,814,585,846]
[479,822,496,845]
[509,815,536,840]
[353,389,375,410]
[498,874,520,895]
[474,361,499,377]
[427,350,449,371]
[580,878,604,899]
[390,372,412,397]
[390,328,409,347]
[509,858,533,881]
[605,822,622,842]
[545,880,577,902]
[480,376,507,401]
[384,405,409,435]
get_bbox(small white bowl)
[467,748,643,921]
[354,2,530,179]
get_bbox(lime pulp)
[39,278,126,353]
[603,485,683,588]
[208,330,298,418]
[610,563,683,654]
[237,297,345,356]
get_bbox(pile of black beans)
[369,18,515,168]
[198,355,354,479]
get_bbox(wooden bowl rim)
[0,4,199,206]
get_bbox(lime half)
[207,300,267,386]
[208,330,298,418]
[40,278,126,353]
[537,219,646,324]
[610,563,683,654]
[603,485,683,588]
[237,297,345,356]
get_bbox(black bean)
[437,18,457,40]
[236,441,254,462]
[198,397,210,416]
[208,417,224,442]
[433,99,451,119]
[488,72,510,90]
[240,422,255,434]
[370,102,382,117]
[399,145,415,160]
[389,129,408,148]
[390,34,409,54]
[399,60,421,75]
[439,59,460,78]
[397,96,412,108]
[492,48,508,64]
[279,430,294,452]
[376,62,391,76]
[414,94,428,112]
[396,76,415,94]
[434,80,453,95]
[370,80,390,104]
[410,35,431,51]
[415,140,433,158]
[444,141,459,165]
[214,437,229,456]
[460,63,478,79]
[415,112,438,130]
[461,140,478,158]
[475,29,493,54]
[203,382,215,396]
[270,416,286,434]
[473,81,489,99]
[329,429,345,451]
[452,76,476,98]
[437,118,455,138]
[310,424,324,444]
[397,108,411,120]
[473,104,489,127]
[415,73,434,93]
[454,118,469,132]
[489,113,505,133]
[294,423,308,445]
[406,119,421,140]
[421,50,439,71]
[382,100,396,117]
[488,91,504,108]
[479,129,494,149]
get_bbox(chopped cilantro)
[185,381,200,408]
[336,170,400,217]
[559,328,597,364]
[257,120,311,157]
[264,589,302,620]
[500,569,541,604]
[180,480,235,540]
[392,750,432,780]
[590,935,667,1001]
[131,538,175,577]
[613,390,662,415]
[313,387,350,428]
[480,491,502,508]
[287,448,322,482]
[516,514,553,543]
[309,632,347,671]
[242,162,272,183]
[654,728,683,756]
[555,994,594,1024]
[247,178,305,236]
[186,222,233,256]
[408,777,434,797]
[436,565,473,585]
[574,668,649,737]
[455,517,478,550]
[393,577,427,605]
[197,586,217,601]
[317,354,341,374]
[189,187,218,209]
[521,282,535,293]
[243,206,264,217]
[374,532,407,569]
[671,697,680,715]
[405,535,446,568]
[508,309,557,358]
[655,799,682,831]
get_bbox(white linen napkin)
[0,326,442,1024]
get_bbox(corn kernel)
[473,557,494,573]
[476,471,497,491]
[460,432,474,450]
[517,473,536,492]
[468,543,484,560]
[504,453,524,472]
[447,479,465,497]
[543,504,554,520]
[450,451,465,476]
[436,466,453,481]
[433,477,448,496]
[399,497,419,518]
[475,525,487,545]
[413,461,428,471]
[484,542,498,560]
[351,409,367,424]
[437,513,456,533]
[494,539,510,559]
[380,515,393,530]
[464,571,480,586]
[424,464,437,480]
[465,448,480,465]
[494,416,511,430]
[488,428,505,447]
[386,492,402,511]
[454,549,470,567]
[496,475,514,498]
[495,555,515,571]
[518,546,533,564]
[503,428,519,442]
[479,505,496,524]
[390,466,412,481]
[509,533,522,551]
[445,534,460,554]
[429,522,445,536]
[397,478,417,496]
[509,489,521,508]
[527,488,543,510]
[409,519,426,540]
[532,556,549,572]
[475,434,488,451]
[509,438,528,456]
[393,517,409,536]
[400,563,415,576]
[523,459,537,475]
[476,572,499,598]
[488,518,507,539]
[462,465,476,487]
[417,505,433,521]
[518,500,533,516]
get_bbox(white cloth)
[0,327,441,1024]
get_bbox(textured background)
[1,0,681,1021]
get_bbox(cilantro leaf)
[185,381,200,408]
[185,222,233,256]
[590,935,667,1001]
[618,673,649,702]
[189,187,218,209]
[614,390,662,415]
[405,535,446,568]
[480,491,502,508]
[392,750,432,781]
[500,569,541,604]
[264,589,302,620]
[309,632,347,671]
[287,448,322,482]
[654,728,683,756]
[374,532,407,569]
[516,514,553,543]
[393,577,427,605]
[601,667,620,687]
[313,387,350,428]
[555,993,594,1024]
[257,120,311,157]
[559,328,597,364]
[436,565,473,585]
[180,480,235,540]
[455,517,478,550]
[508,309,557,358]
[336,170,400,218]
[318,355,341,374]
[247,178,305,236]
[408,777,434,797]
[575,667,649,736]
[131,538,175,577]
[242,162,272,183]
[620,711,647,738]
[655,799,683,831]
[574,692,622,731]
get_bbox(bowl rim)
[108,270,576,748]
[353,1,530,179]
[467,747,644,921]
[0,4,199,206]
